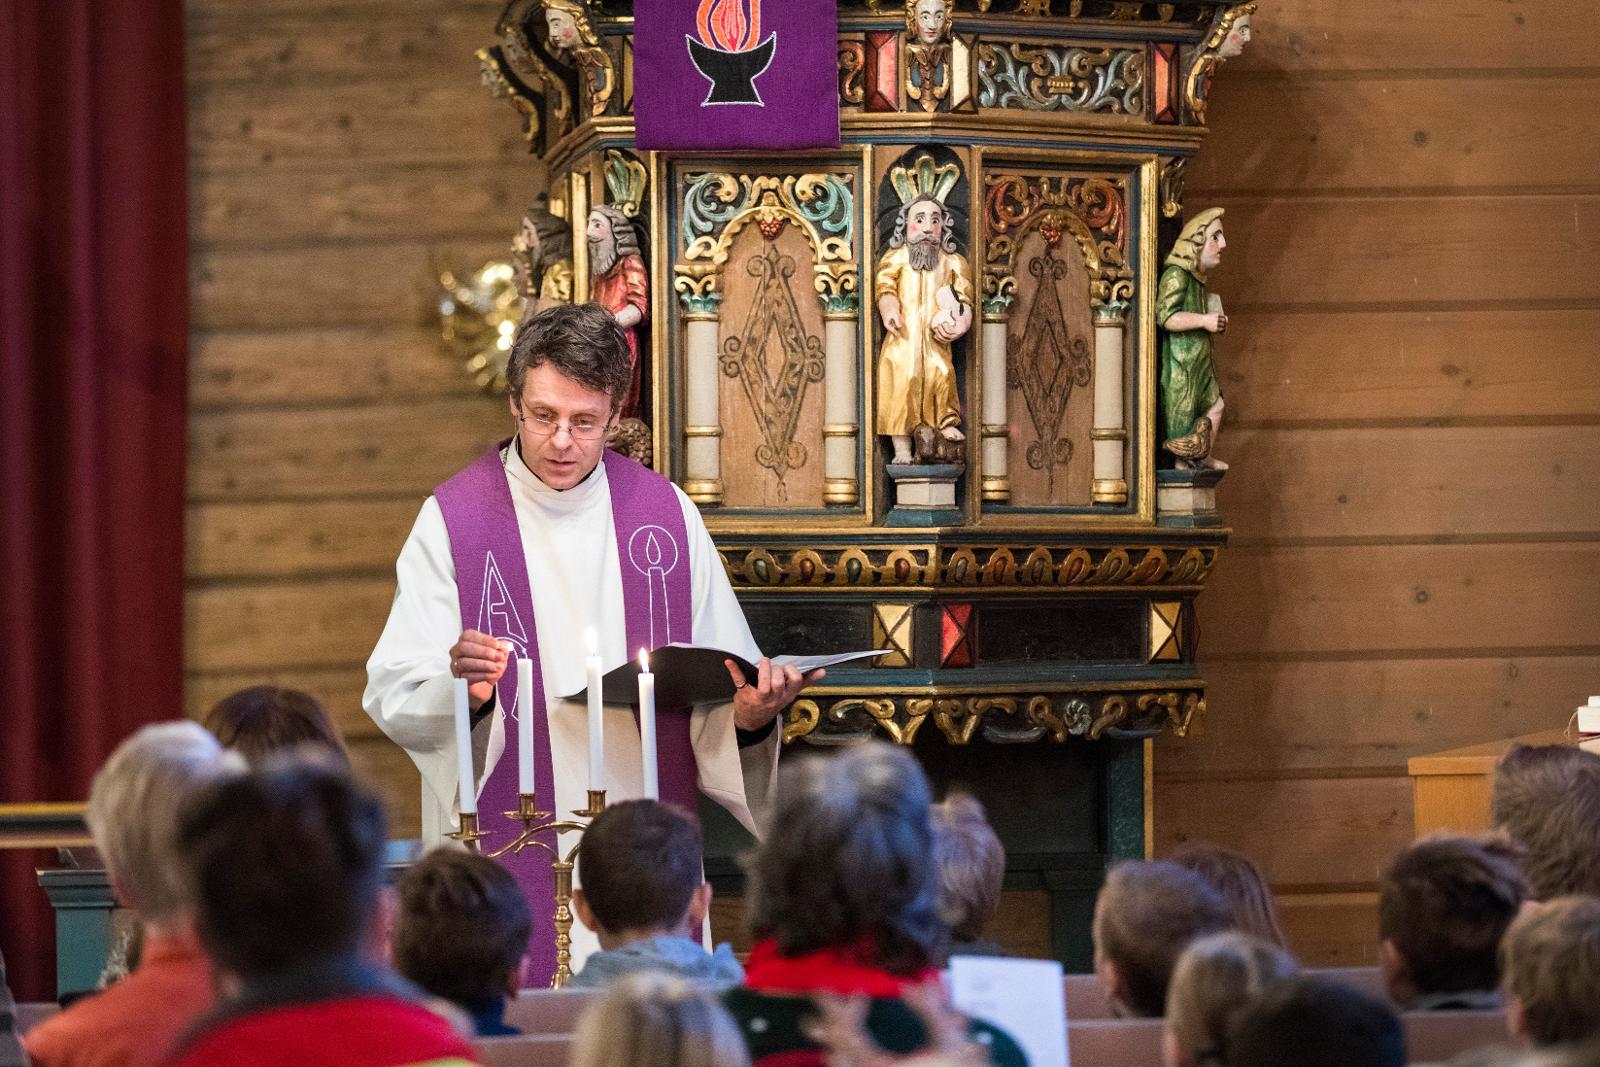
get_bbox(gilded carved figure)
[540,0,614,116]
[876,170,974,465]
[512,196,574,323]
[586,205,649,418]
[1157,207,1229,470]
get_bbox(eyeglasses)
[517,410,611,441]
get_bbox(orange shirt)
[24,930,215,1067]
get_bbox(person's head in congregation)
[1227,977,1405,1067]
[1377,833,1527,1011]
[931,792,1007,961]
[729,742,1027,1067]
[22,722,244,1067]
[1492,744,1600,900]
[393,847,531,1036]
[1166,841,1286,948]
[1162,931,1298,1067]
[506,301,633,491]
[571,972,749,1067]
[203,685,351,770]
[1091,859,1231,1018]
[166,756,475,1067]
[1500,896,1600,1049]
[570,800,742,990]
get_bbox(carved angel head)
[906,0,952,46]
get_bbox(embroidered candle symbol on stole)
[477,551,531,718]
[687,0,775,105]
[627,526,680,648]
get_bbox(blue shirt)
[569,936,744,990]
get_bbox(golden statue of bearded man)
[875,193,974,465]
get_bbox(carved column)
[823,300,860,506]
[682,295,723,506]
[1091,300,1129,506]
[980,298,1012,503]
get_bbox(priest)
[364,303,818,985]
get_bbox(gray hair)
[746,741,943,974]
[889,194,958,253]
[931,792,1005,943]
[86,720,244,923]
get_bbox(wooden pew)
[1062,967,1387,1021]
[475,1034,571,1067]
[503,988,598,1035]
[1403,1010,1510,1064]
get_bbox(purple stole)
[433,443,696,987]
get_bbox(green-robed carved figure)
[1157,207,1229,470]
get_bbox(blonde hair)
[571,973,750,1067]
[1166,932,1298,1065]
[931,792,1005,943]
[86,721,244,922]
[1501,896,1600,1047]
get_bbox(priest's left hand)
[726,658,825,732]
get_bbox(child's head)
[203,685,351,770]
[1168,842,1286,948]
[1164,931,1298,1067]
[930,792,1005,946]
[571,972,749,1067]
[1377,834,1526,1007]
[1501,896,1600,1048]
[1492,744,1600,900]
[1228,978,1404,1067]
[394,847,531,1009]
[1092,860,1232,1017]
[576,800,707,941]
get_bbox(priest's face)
[510,362,614,490]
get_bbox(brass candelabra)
[485,789,608,988]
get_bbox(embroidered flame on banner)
[687,0,776,106]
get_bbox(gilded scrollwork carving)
[1185,2,1255,125]
[838,40,867,104]
[976,42,1144,115]
[715,543,1217,589]
[1160,156,1188,219]
[676,172,857,311]
[783,689,1203,745]
[983,173,1132,309]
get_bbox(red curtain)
[0,0,189,1001]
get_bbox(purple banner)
[634,0,840,150]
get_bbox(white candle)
[585,627,605,792]
[453,678,477,816]
[517,656,535,795]
[638,648,658,801]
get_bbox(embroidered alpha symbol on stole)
[476,552,531,716]
[687,0,775,105]
[627,526,681,648]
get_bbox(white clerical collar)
[502,440,607,505]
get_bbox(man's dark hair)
[1092,860,1232,1017]
[1491,743,1600,899]
[178,758,386,979]
[746,742,943,976]
[506,302,632,411]
[203,685,350,770]
[577,800,703,933]
[394,849,531,1008]
[1228,978,1405,1067]
[1378,834,1526,995]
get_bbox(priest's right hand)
[449,629,508,710]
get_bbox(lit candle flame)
[638,648,651,673]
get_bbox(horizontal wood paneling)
[1157,655,1600,776]
[1203,543,1600,658]
[192,238,511,330]
[1153,775,1412,887]
[1215,308,1600,424]
[192,163,538,247]
[188,397,504,500]
[184,665,380,739]
[1234,0,1600,74]
[188,499,421,579]
[1276,892,1380,969]
[1220,425,1600,542]
[348,736,422,838]
[191,326,488,408]
[1196,75,1600,193]
[1210,194,1600,309]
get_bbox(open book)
[566,643,889,706]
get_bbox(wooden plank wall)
[184,0,544,834]
[1152,0,1600,964]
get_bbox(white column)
[682,302,722,506]
[1091,301,1128,506]
[823,309,859,506]
[980,308,1010,503]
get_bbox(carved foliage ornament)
[676,173,857,313]
[976,42,1144,115]
[785,689,1205,745]
[984,173,1132,311]
[716,544,1217,588]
